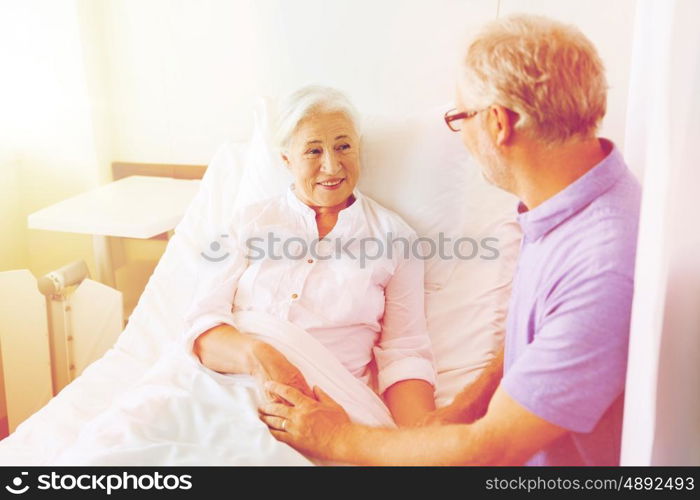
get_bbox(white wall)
[95,0,637,165]
[0,0,107,279]
[100,0,500,164]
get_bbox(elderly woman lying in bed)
[187,85,436,427]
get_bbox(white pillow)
[359,109,481,290]
[231,98,521,403]
[358,108,521,405]
[426,173,521,406]
[232,97,292,211]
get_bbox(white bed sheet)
[49,310,394,466]
[0,348,149,464]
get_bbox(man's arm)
[260,381,566,466]
[422,346,503,425]
[336,385,564,465]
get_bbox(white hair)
[274,85,360,153]
[462,14,608,144]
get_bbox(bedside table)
[27,175,200,288]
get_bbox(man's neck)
[514,137,609,211]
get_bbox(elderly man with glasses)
[260,14,641,466]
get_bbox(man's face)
[455,82,514,192]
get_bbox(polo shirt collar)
[517,139,627,241]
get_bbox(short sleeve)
[502,269,633,433]
[181,215,248,361]
[372,233,436,394]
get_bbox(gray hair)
[274,85,361,153]
[462,14,607,144]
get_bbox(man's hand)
[415,403,466,426]
[417,347,504,427]
[258,382,352,461]
[416,396,490,426]
[250,341,313,400]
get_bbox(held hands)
[258,382,352,461]
[248,340,313,401]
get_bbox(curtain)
[621,0,700,466]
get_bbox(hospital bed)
[0,102,521,465]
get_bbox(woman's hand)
[194,325,311,401]
[249,341,313,401]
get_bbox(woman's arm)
[383,379,436,426]
[193,323,258,374]
[194,323,314,398]
[373,231,437,425]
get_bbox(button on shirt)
[501,140,641,465]
[182,186,436,394]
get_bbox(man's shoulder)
[556,168,641,270]
[578,164,641,222]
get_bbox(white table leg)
[92,234,116,288]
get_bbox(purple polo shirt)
[501,139,641,466]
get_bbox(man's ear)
[490,105,516,146]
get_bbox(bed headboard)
[111,162,207,181]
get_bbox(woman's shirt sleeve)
[372,231,436,394]
[180,216,248,362]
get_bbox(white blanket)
[52,310,395,465]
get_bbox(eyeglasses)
[444,107,482,132]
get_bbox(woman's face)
[282,111,360,209]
